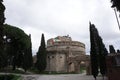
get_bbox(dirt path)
[21,74,108,80]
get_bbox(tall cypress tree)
[23,34,33,72]
[0,0,5,68]
[89,22,99,79]
[97,36,108,78]
[28,34,33,68]
[36,33,46,72]
[90,22,108,79]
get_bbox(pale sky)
[4,0,120,55]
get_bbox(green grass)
[29,68,78,74]
[0,69,25,74]
[0,74,21,80]
[80,66,86,73]
[0,66,86,75]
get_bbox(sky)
[3,0,120,55]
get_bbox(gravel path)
[22,74,108,80]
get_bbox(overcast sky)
[4,0,120,55]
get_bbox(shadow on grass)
[0,74,20,80]
[29,68,79,75]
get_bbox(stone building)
[106,53,120,80]
[46,36,90,74]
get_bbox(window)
[52,56,54,58]
[60,56,62,58]
[48,56,50,58]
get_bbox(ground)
[22,73,108,80]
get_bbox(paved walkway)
[22,74,108,80]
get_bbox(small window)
[52,56,54,58]
[48,56,50,58]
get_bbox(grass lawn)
[29,67,85,74]
[0,68,25,74]
[0,74,21,80]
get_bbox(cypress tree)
[36,33,46,72]
[90,22,108,79]
[23,34,33,72]
[117,49,120,53]
[28,34,33,68]
[0,0,5,68]
[109,45,116,53]
[97,36,108,78]
[89,22,99,79]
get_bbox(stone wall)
[46,36,86,73]
[106,54,120,80]
[46,51,67,72]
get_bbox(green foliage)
[30,68,77,74]
[22,35,33,72]
[117,49,120,53]
[36,33,47,72]
[0,68,25,74]
[89,23,99,79]
[4,24,30,49]
[111,0,120,12]
[89,22,108,79]
[2,24,33,71]
[0,1,5,69]
[0,74,20,80]
[80,66,85,73]
[97,36,108,76]
[109,45,116,53]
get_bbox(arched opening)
[68,62,75,72]
[79,61,86,73]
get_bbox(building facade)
[46,36,90,73]
[106,53,120,80]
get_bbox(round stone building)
[46,35,89,73]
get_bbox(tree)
[4,24,32,70]
[111,0,120,12]
[109,45,116,53]
[90,22,108,79]
[89,22,99,80]
[0,0,5,69]
[97,36,108,79]
[117,49,120,53]
[22,34,33,72]
[35,33,47,72]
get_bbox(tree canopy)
[2,24,33,71]
[4,24,30,50]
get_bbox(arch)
[67,55,91,74]
[68,62,75,72]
